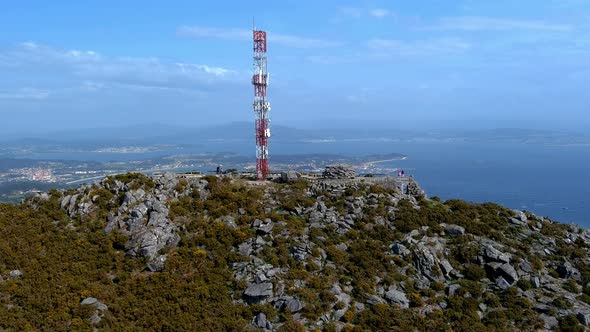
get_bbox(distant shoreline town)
[0,152,406,202]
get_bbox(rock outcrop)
[20,171,590,331]
[80,297,108,326]
[57,173,208,268]
[322,165,356,179]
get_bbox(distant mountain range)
[1,122,589,147]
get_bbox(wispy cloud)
[176,26,250,40]
[176,63,235,77]
[336,6,394,19]
[0,42,239,93]
[429,16,572,32]
[336,6,363,18]
[306,37,471,65]
[368,38,471,56]
[369,9,393,19]
[177,25,343,48]
[0,88,50,100]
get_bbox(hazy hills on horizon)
[1,122,588,147]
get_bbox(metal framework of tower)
[252,27,270,180]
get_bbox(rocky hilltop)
[1,169,590,331]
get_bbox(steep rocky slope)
[1,171,590,331]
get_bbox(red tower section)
[252,29,270,180]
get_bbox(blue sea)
[265,140,589,227]
[15,140,590,227]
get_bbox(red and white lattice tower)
[252,26,270,180]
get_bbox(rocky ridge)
[7,170,590,331]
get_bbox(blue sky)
[1,0,589,133]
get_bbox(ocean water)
[389,143,589,227]
[270,141,590,227]
[14,140,590,227]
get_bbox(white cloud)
[369,9,392,18]
[67,50,101,60]
[177,25,343,48]
[368,38,471,56]
[176,63,236,77]
[0,42,239,92]
[430,16,572,32]
[20,41,39,49]
[80,81,105,91]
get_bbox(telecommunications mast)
[252,23,270,180]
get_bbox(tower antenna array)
[252,25,270,180]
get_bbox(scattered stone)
[366,294,386,305]
[258,223,274,235]
[448,284,461,297]
[239,241,253,256]
[577,312,590,326]
[406,179,425,197]
[508,217,527,226]
[244,282,273,303]
[253,219,263,228]
[146,254,167,272]
[413,239,446,287]
[497,263,519,284]
[158,172,178,189]
[539,314,559,330]
[391,243,410,256]
[286,298,304,313]
[481,244,511,263]
[531,276,541,288]
[354,302,365,311]
[280,171,301,182]
[253,312,272,330]
[81,297,108,311]
[89,312,102,325]
[557,261,581,281]
[218,215,237,228]
[445,224,465,236]
[8,270,23,279]
[384,289,409,308]
[533,304,551,313]
[479,303,488,312]
[335,243,348,252]
[513,210,528,222]
[520,261,533,274]
[439,259,455,276]
[333,308,347,321]
[495,276,511,290]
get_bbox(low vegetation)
[0,173,588,331]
